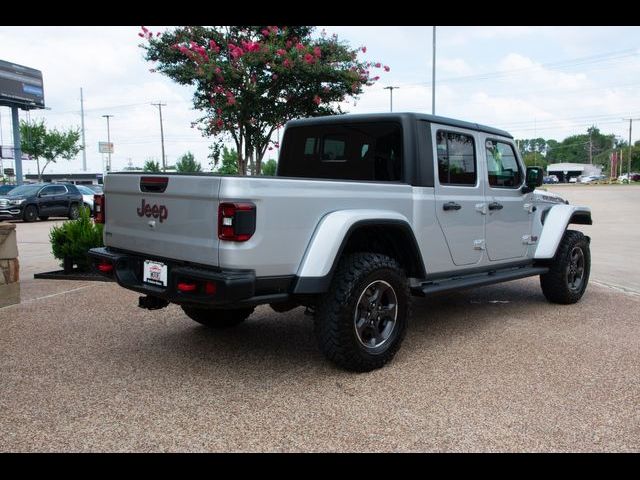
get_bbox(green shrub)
[49,207,104,271]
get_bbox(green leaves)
[175,151,202,173]
[143,160,161,172]
[20,119,83,180]
[49,207,103,271]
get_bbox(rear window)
[279,122,403,181]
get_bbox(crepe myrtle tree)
[139,25,390,175]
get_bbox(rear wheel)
[314,252,410,372]
[182,306,254,328]
[68,204,80,220]
[23,205,38,222]
[540,230,590,304]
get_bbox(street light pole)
[432,26,436,115]
[622,118,639,182]
[152,102,167,172]
[102,114,113,172]
[383,86,399,112]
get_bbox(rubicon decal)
[137,198,168,223]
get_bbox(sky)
[0,25,639,176]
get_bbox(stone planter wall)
[0,223,19,285]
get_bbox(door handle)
[488,202,503,211]
[443,202,462,211]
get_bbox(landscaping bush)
[49,207,103,272]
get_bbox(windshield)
[5,184,41,196]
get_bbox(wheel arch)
[293,210,425,294]
[535,204,592,259]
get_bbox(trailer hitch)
[138,295,169,310]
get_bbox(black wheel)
[38,216,49,221]
[181,306,254,328]
[68,204,80,220]
[23,205,38,222]
[540,230,590,304]
[314,252,410,372]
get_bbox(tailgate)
[104,174,221,267]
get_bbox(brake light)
[218,202,256,242]
[94,194,105,224]
[177,282,197,292]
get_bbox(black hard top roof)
[285,112,513,138]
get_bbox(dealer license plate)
[143,260,168,287]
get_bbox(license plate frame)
[143,259,168,287]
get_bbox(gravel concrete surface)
[1,188,639,452]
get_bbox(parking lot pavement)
[1,278,638,452]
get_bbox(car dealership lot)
[1,185,639,452]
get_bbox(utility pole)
[432,26,436,115]
[151,102,167,171]
[622,118,639,182]
[11,107,23,185]
[80,88,87,171]
[383,86,399,112]
[588,131,593,165]
[102,114,113,172]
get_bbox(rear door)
[432,124,485,266]
[104,174,222,267]
[481,136,531,261]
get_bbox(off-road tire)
[182,306,255,328]
[540,230,590,304]
[23,205,38,222]
[38,216,49,221]
[68,204,80,220]
[314,252,410,372]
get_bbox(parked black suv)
[0,183,83,222]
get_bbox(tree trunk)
[36,158,42,182]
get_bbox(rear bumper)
[88,247,265,306]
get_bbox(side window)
[304,138,316,156]
[40,186,55,196]
[51,185,67,195]
[322,136,347,162]
[436,130,476,186]
[485,140,522,188]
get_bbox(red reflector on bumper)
[205,281,217,295]
[177,282,198,292]
[97,261,113,273]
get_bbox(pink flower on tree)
[209,40,220,53]
[375,62,381,68]
[383,65,390,72]
[295,43,305,52]
[372,76,380,81]
[304,53,315,64]
[361,46,367,53]
[276,49,287,56]
[283,58,292,69]
[313,46,321,58]
[261,29,270,37]
[272,73,278,80]
[313,95,321,105]
[241,40,261,52]
[225,91,236,105]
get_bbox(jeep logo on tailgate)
[137,198,168,223]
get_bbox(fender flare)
[293,209,424,294]
[534,204,592,259]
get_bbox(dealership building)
[546,163,602,183]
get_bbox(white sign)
[99,142,114,154]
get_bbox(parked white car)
[76,185,96,214]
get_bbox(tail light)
[218,202,256,242]
[94,194,105,224]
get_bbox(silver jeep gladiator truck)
[89,113,592,371]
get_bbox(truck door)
[432,125,485,266]
[482,137,532,261]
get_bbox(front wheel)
[540,230,591,304]
[181,306,254,328]
[314,252,410,372]
[23,205,38,222]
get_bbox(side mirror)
[522,166,543,193]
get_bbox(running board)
[416,266,549,296]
